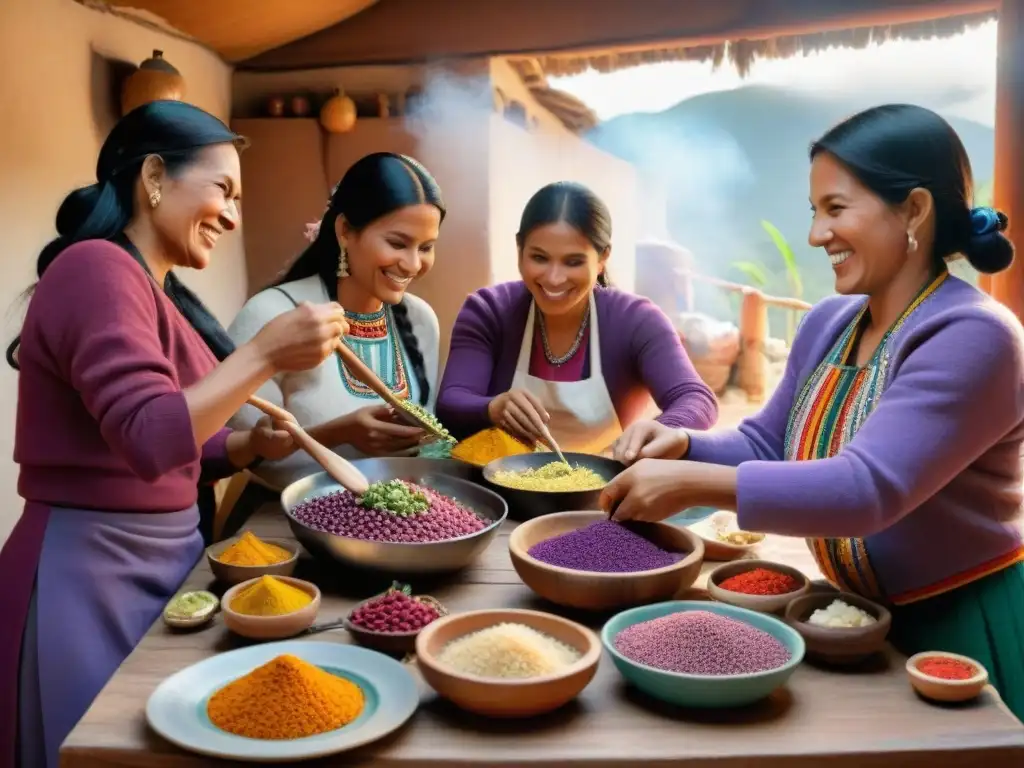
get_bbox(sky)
[551,21,997,126]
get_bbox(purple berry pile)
[349,590,441,634]
[291,483,489,543]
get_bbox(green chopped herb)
[359,479,430,517]
[397,400,455,443]
[164,590,218,619]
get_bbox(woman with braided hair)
[228,152,444,491]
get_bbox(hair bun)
[965,206,1014,274]
[54,183,104,237]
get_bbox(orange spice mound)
[207,654,364,740]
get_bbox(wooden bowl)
[415,608,601,717]
[221,576,320,640]
[343,595,447,654]
[906,651,989,703]
[784,592,891,664]
[707,559,810,615]
[205,536,299,586]
[685,511,765,561]
[508,511,705,611]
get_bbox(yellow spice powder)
[217,531,292,567]
[491,461,606,492]
[451,427,533,467]
[230,575,312,616]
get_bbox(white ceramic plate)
[146,641,418,763]
[686,511,765,561]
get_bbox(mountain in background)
[586,84,994,319]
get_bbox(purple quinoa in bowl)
[527,520,683,573]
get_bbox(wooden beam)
[988,0,1024,321]
[241,0,997,71]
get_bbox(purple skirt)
[1,503,202,768]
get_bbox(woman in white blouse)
[228,152,444,491]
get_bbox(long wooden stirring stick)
[247,395,370,494]
[539,424,570,466]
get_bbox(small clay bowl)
[685,511,765,561]
[344,594,448,654]
[906,651,989,703]
[415,608,601,718]
[221,576,321,640]
[784,592,891,665]
[509,511,705,611]
[162,590,219,631]
[707,559,810,615]
[205,535,300,586]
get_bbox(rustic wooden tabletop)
[61,503,1024,768]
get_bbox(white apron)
[511,293,623,454]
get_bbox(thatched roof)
[516,10,997,79]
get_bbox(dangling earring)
[336,244,350,278]
[149,190,161,208]
[907,231,918,253]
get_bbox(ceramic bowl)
[784,592,892,664]
[707,559,810,614]
[343,594,448,655]
[508,511,705,611]
[162,590,219,631]
[602,600,805,708]
[205,536,300,586]
[684,510,765,561]
[415,608,601,718]
[906,651,989,703]
[221,576,321,640]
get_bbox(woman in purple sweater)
[604,105,1024,719]
[0,101,347,768]
[436,182,717,453]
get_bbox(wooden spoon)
[247,395,370,494]
[539,424,570,466]
[333,340,451,442]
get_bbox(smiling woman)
[435,181,718,453]
[226,153,446,491]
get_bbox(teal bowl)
[601,600,805,708]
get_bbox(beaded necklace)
[338,306,410,400]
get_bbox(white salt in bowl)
[415,608,601,718]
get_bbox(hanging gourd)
[121,50,186,116]
[320,89,357,134]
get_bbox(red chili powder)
[917,657,976,680]
[718,567,800,596]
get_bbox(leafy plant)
[729,260,769,287]
[760,220,803,299]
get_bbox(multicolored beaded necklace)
[338,306,410,400]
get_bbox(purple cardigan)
[688,276,1024,602]
[436,281,718,439]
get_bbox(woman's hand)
[250,301,349,373]
[487,389,549,446]
[600,460,738,523]
[611,420,689,465]
[335,405,426,457]
[226,417,297,468]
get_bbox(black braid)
[391,300,429,405]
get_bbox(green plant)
[729,260,769,287]
[760,219,805,343]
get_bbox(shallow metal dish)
[280,458,508,575]
[481,452,625,520]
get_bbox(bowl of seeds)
[482,452,624,520]
[343,582,448,654]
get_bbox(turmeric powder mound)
[230,575,313,616]
[217,531,292,567]
[207,654,364,740]
[452,427,533,467]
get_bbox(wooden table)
[62,504,1024,768]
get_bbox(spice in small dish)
[163,590,218,626]
[230,575,313,617]
[217,531,292,567]
[807,599,878,629]
[527,520,681,573]
[207,654,364,739]
[718,567,801,596]
[716,530,765,545]
[491,461,606,492]
[437,622,582,679]
[349,583,444,634]
[917,656,978,681]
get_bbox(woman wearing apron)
[604,105,1024,721]
[435,181,718,453]
[0,101,348,768]
[226,152,444,492]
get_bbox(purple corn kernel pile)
[527,520,681,573]
[291,484,489,543]
[614,610,791,675]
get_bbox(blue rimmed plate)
[146,641,418,762]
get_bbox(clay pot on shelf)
[290,95,311,117]
[121,50,186,116]
[265,96,286,117]
[319,89,357,133]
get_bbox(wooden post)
[988,0,1024,320]
[737,289,768,403]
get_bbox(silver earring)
[907,231,918,253]
[149,190,161,208]
[336,244,350,278]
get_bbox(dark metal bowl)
[481,452,625,520]
[280,458,508,575]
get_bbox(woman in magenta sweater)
[603,105,1024,720]
[0,101,348,768]
[435,182,718,454]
